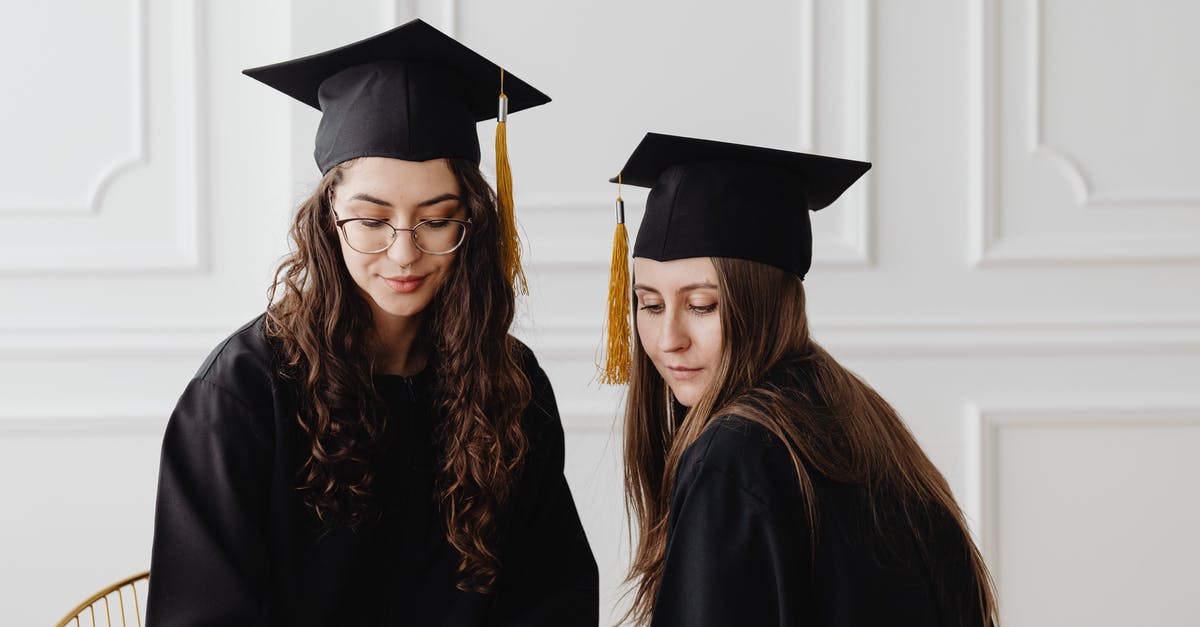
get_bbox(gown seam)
[681,417,793,513]
[190,376,275,447]
[691,462,774,511]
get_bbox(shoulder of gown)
[146,314,281,624]
[675,413,807,512]
[509,337,557,429]
[190,313,282,421]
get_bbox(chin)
[376,297,432,319]
[361,286,434,319]
[669,384,702,408]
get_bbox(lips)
[666,366,703,380]
[382,274,426,294]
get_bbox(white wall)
[2,1,1197,625]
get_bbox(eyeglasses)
[333,214,471,254]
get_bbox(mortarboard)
[242,18,550,292]
[599,132,871,384]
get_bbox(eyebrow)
[632,281,718,295]
[346,192,461,208]
[417,193,462,208]
[348,192,392,207]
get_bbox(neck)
[371,312,426,376]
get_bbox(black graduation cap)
[242,18,548,292]
[613,132,870,277]
[242,18,550,173]
[598,132,870,384]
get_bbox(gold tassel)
[495,69,527,295]
[600,183,632,385]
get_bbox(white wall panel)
[1,0,142,216]
[451,0,875,272]
[3,0,1198,624]
[0,0,206,271]
[0,0,292,621]
[0,427,162,626]
[1034,1,1200,207]
[968,0,1200,264]
[976,406,1200,627]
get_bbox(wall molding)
[385,0,457,34]
[0,0,206,273]
[385,0,415,26]
[811,317,1200,356]
[800,0,874,267]
[514,317,1200,358]
[512,2,875,270]
[1027,0,1199,208]
[965,401,1200,579]
[88,0,152,217]
[440,0,459,37]
[797,0,816,152]
[829,0,874,267]
[3,317,1198,360]
[0,414,166,437]
[966,0,1200,266]
[0,0,148,217]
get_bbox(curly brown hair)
[265,157,531,592]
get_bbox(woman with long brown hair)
[146,22,597,626]
[603,133,996,626]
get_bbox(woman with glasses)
[602,134,997,626]
[146,21,598,626]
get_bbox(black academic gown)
[146,315,599,626]
[652,414,986,627]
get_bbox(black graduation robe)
[146,315,599,626]
[652,413,986,627]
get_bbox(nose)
[386,230,422,268]
[657,310,690,354]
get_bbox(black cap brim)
[612,132,870,212]
[242,18,550,120]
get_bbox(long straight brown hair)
[623,257,998,625]
[266,157,531,592]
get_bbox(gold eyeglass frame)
[328,189,471,255]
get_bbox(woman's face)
[331,157,465,323]
[632,257,723,407]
